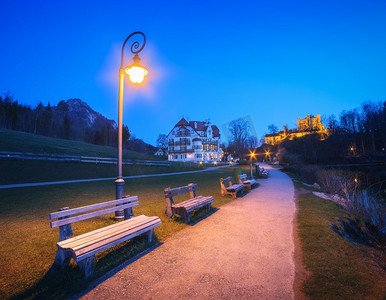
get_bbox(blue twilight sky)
[1,0,386,145]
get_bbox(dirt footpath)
[80,165,296,299]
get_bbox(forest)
[278,100,386,164]
[0,94,156,154]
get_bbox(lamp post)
[265,150,271,162]
[115,32,148,220]
[249,151,256,179]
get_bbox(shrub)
[288,164,386,246]
[284,163,321,184]
[316,169,385,246]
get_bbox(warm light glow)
[350,147,354,151]
[354,178,358,183]
[125,65,148,84]
[265,151,270,155]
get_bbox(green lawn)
[0,128,162,160]
[292,176,386,299]
[0,165,246,299]
[0,160,200,185]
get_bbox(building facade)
[265,114,328,145]
[297,114,325,131]
[167,118,222,162]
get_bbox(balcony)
[168,148,194,154]
[201,139,218,146]
[174,140,191,146]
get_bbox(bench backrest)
[164,183,197,217]
[50,196,139,229]
[239,174,247,182]
[164,183,197,200]
[220,176,234,187]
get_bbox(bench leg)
[78,255,95,278]
[186,211,191,223]
[146,229,153,244]
[52,248,71,270]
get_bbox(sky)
[1,0,386,145]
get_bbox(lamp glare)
[125,66,148,84]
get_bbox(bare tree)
[228,118,250,157]
[268,124,278,134]
[246,135,258,149]
[156,134,168,150]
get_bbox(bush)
[277,147,302,165]
[284,163,321,184]
[312,168,385,246]
[287,164,385,246]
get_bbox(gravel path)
[80,165,296,299]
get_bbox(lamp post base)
[114,178,125,220]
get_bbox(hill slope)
[0,129,160,160]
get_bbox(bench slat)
[165,184,197,197]
[227,184,244,191]
[60,215,152,249]
[58,214,149,247]
[75,219,161,261]
[172,195,204,207]
[73,218,160,257]
[173,197,213,209]
[49,196,138,219]
[70,217,160,253]
[51,201,139,228]
[184,199,214,212]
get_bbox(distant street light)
[249,150,256,179]
[350,146,356,156]
[115,32,148,220]
[265,150,271,161]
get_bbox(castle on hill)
[264,114,328,145]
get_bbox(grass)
[0,160,200,185]
[289,173,386,299]
[0,128,162,160]
[0,165,247,299]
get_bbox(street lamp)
[265,150,270,161]
[115,32,148,220]
[249,150,256,179]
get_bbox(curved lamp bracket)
[120,31,146,69]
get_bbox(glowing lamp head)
[125,54,148,84]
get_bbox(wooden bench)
[238,173,257,190]
[259,167,269,178]
[49,196,161,277]
[220,176,245,198]
[164,183,214,223]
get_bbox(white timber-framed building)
[167,118,222,162]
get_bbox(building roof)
[189,121,206,131]
[168,118,221,139]
[188,121,220,138]
[211,125,220,137]
[175,117,190,126]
